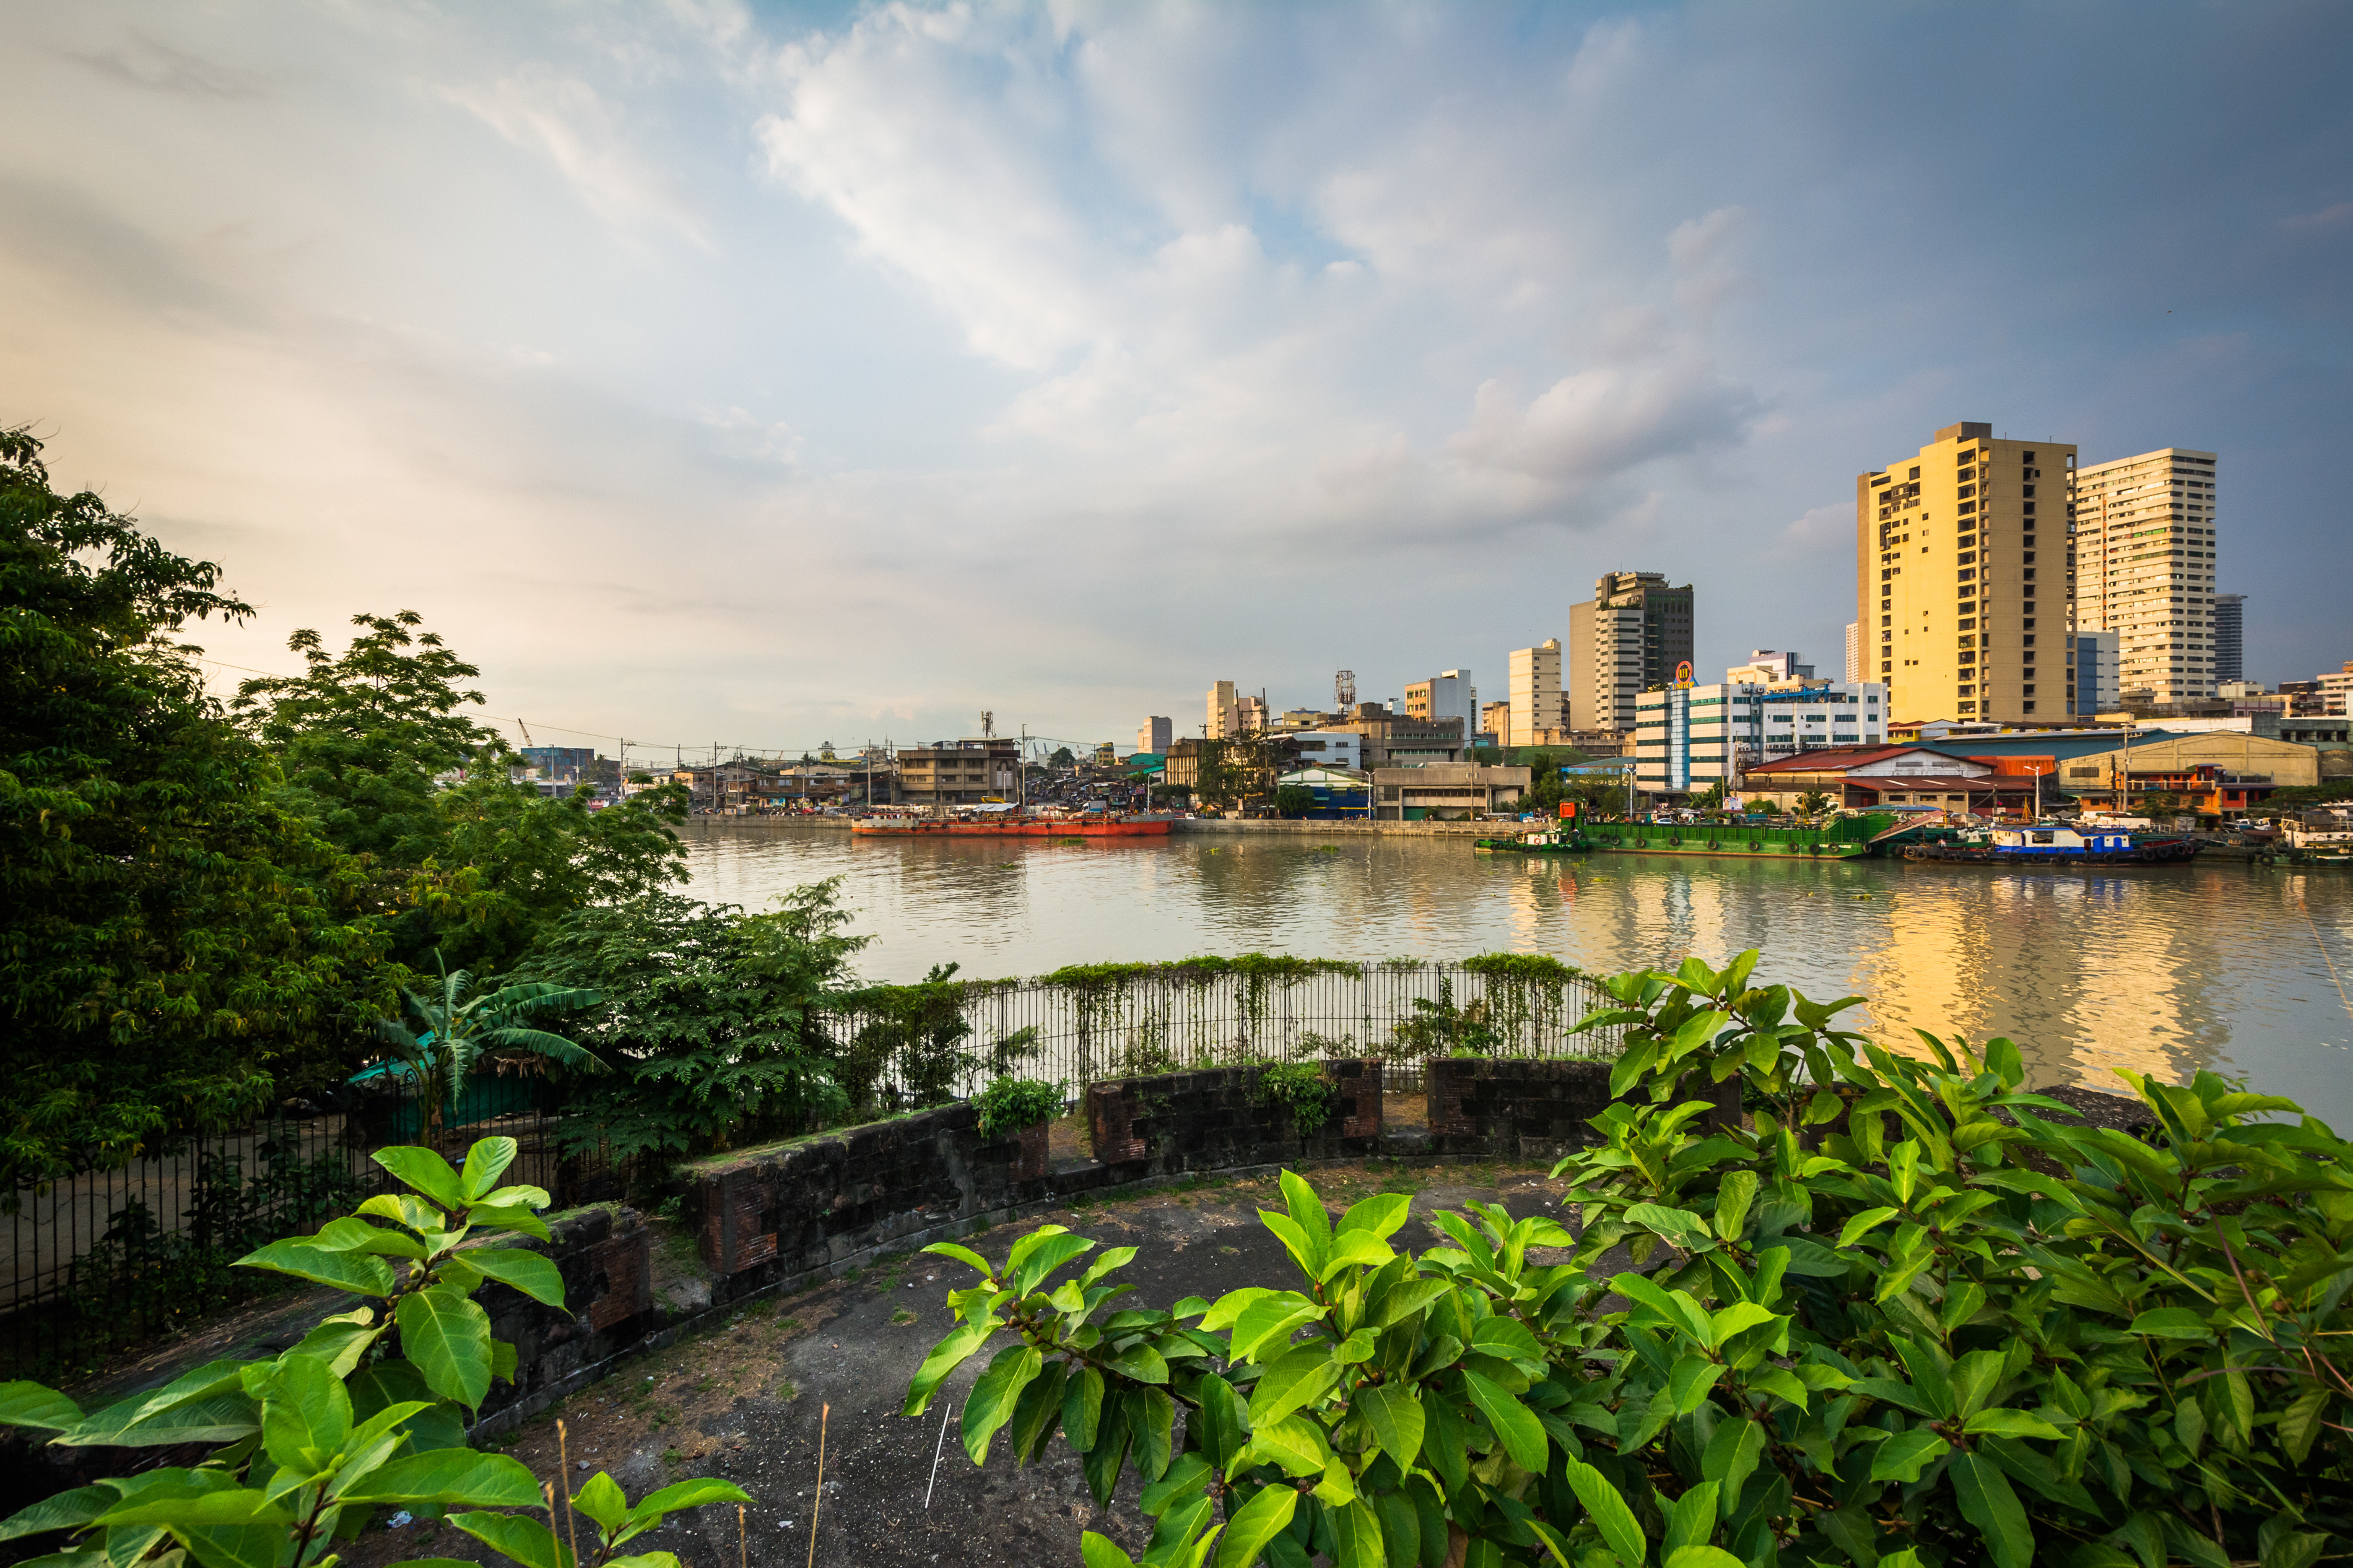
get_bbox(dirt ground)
[342,1158,1575,1568]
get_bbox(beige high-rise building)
[1856,422,2076,724]
[1506,641,1562,749]
[1206,680,1240,740]
[1568,573,1693,732]
[2069,446,2220,704]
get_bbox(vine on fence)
[1254,1062,1335,1137]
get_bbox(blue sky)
[3,1,2347,758]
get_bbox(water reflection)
[677,825,2353,1123]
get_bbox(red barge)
[851,811,1176,839]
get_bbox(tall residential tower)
[2071,447,2220,703]
[1856,421,2076,724]
[1506,640,1563,748]
[1568,572,1694,732]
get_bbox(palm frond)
[479,1028,610,1072]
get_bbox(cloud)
[2281,201,2353,233]
[443,65,711,246]
[64,31,266,100]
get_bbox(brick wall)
[1425,1057,1740,1160]
[1085,1060,1383,1178]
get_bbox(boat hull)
[1582,828,1873,859]
[1474,838,1590,855]
[852,816,1174,838]
[1903,840,2200,865]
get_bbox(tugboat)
[1903,821,2199,865]
[1473,825,1590,855]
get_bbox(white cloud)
[443,65,712,246]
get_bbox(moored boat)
[852,811,1176,838]
[1903,823,2199,865]
[1474,828,1590,855]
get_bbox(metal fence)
[4,961,1622,1380]
[817,959,1625,1106]
[0,1093,578,1381]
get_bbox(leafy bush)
[1256,1063,1334,1137]
[1273,786,1316,820]
[976,1076,1066,1136]
[0,1135,750,1568]
[905,950,2353,1568]
[1388,977,1498,1059]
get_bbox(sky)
[4,0,2349,763]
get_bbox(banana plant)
[375,953,604,1145]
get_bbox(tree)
[1693,779,1728,812]
[1272,784,1315,818]
[511,885,867,1161]
[1742,797,1776,815]
[1795,787,1833,817]
[1,428,386,1183]
[1050,745,1077,766]
[372,955,605,1146]
[234,612,690,973]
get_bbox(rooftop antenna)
[980,710,994,738]
[1336,669,1356,709]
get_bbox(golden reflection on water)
[677,825,2353,1122]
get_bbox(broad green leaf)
[1370,1280,1450,1328]
[2127,1307,2212,1340]
[0,1383,83,1432]
[232,1241,395,1297]
[1667,1355,1727,1416]
[1247,1346,1341,1427]
[1560,1457,1644,1568]
[1214,1484,1297,1568]
[1949,1453,2032,1568]
[1608,1273,1711,1342]
[571,1473,628,1532]
[1246,1416,1329,1478]
[1013,1234,1096,1294]
[1624,1203,1714,1254]
[1330,1498,1384,1568]
[1707,1302,1779,1347]
[459,1137,520,1202]
[0,1487,116,1543]
[1193,1374,1245,1471]
[260,1354,352,1473]
[1064,1366,1107,1452]
[1280,1170,1333,1264]
[1835,1207,1902,1249]
[289,1318,384,1379]
[963,1344,1043,1464]
[1699,1418,1763,1517]
[1081,1534,1139,1568]
[1009,1360,1070,1463]
[450,1510,572,1568]
[1664,1549,1745,1568]
[1336,1192,1412,1241]
[1131,1387,1176,1482]
[1320,1233,1397,1281]
[1963,1408,2064,1440]
[1463,1370,1548,1473]
[1712,1171,1758,1242]
[395,1287,494,1410]
[1469,1317,1543,1363]
[1868,1429,1950,1483]
[1139,1454,1211,1517]
[1108,1343,1170,1385]
[1230,1293,1324,1362]
[97,1488,287,1528]
[311,1217,427,1259]
[1078,1247,1141,1290]
[625,1478,754,1527]
[466,1248,568,1308]
[903,1323,993,1416]
[465,1203,552,1242]
[1664,1483,1718,1551]
[1359,1384,1424,1470]
[344,1450,544,1509]
[921,1242,996,1278]
[374,1146,465,1210]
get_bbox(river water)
[677,823,2353,1125]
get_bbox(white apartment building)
[1635,680,1888,795]
[1288,731,1363,769]
[1404,670,1477,734]
[2069,447,2220,703]
[1845,622,1863,684]
[1507,640,1563,749]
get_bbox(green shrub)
[0,1135,749,1568]
[1257,1062,1334,1137]
[905,949,2353,1568]
[975,1076,1066,1136]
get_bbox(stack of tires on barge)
[1903,823,2199,866]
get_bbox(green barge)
[1481,814,1913,860]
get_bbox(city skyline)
[2,2,2347,750]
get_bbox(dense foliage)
[909,951,2352,1568]
[976,1076,1068,1137]
[1,428,387,1183]
[0,1135,749,1568]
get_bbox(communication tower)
[980,710,995,738]
[1334,670,1356,710]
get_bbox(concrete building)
[1741,745,2038,817]
[1725,650,1814,687]
[896,739,1022,807]
[1404,670,1477,734]
[1845,623,1863,685]
[1276,766,1372,818]
[1507,640,1564,750]
[1635,680,1887,797]
[2058,731,2318,816]
[1372,764,1531,821]
[1286,731,1362,770]
[2211,594,2244,686]
[1569,573,1694,732]
[1480,701,1513,748]
[1137,716,1172,754]
[2069,630,2120,716]
[1207,681,1239,740]
[1858,420,2076,726]
[2071,446,2221,704]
